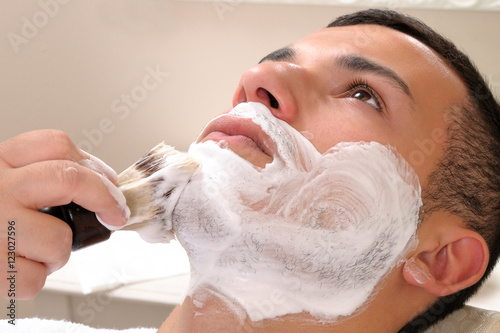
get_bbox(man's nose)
[232,62,301,124]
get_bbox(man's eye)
[350,88,381,111]
[334,81,383,113]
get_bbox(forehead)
[292,24,466,118]
[293,25,458,82]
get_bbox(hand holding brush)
[41,143,199,250]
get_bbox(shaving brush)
[40,143,199,250]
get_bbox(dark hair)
[327,9,500,333]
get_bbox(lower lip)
[201,131,272,166]
[202,131,261,151]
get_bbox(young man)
[1,9,499,333]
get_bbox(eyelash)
[337,79,384,112]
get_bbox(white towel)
[72,231,189,294]
[0,318,156,333]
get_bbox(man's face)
[177,24,467,322]
[199,24,467,187]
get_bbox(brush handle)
[39,202,111,251]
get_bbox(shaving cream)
[79,153,131,228]
[172,102,422,321]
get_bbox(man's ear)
[402,211,489,297]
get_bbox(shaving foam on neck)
[173,102,422,322]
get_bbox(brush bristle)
[117,142,199,243]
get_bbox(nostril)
[267,91,279,109]
[256,87,280,109]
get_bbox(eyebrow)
[259,47,296,63]
[337,54,412,99]
[259,47,413,100]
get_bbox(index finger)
[0,129,118,184]
[7,161,129,226]
[0,130,86,168]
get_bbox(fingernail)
[98,176,130,227]
[96,212,123,230]
[121,205,131,224]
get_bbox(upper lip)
[197,114,276,159]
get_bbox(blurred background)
[0,0,499,330]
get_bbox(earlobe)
[403,232,488,297]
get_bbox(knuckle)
[44,224,72,264]
[0,137,14,166]
[47,129,71,144]
[58,226,73,258]
[47,130,77,159]
[53,160,82,193]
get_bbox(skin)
[0,24,489,332]
[159,25,485,332]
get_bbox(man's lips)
[197,115,276,167]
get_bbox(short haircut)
[327,9,500,333]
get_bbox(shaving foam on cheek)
[173,102,422,322]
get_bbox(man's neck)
[158,293,403,333]
[157,269,434,333]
